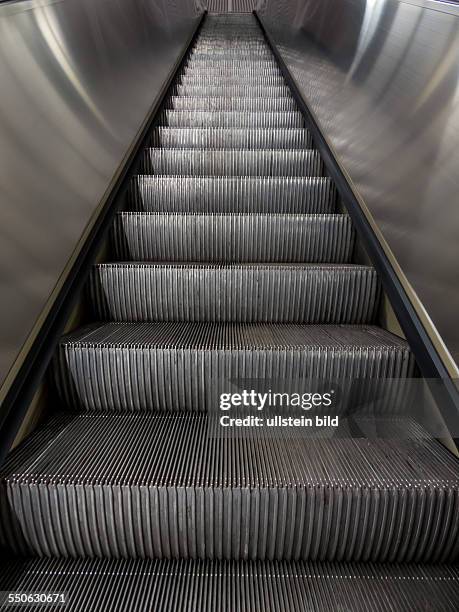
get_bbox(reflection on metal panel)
[259,0,459,372]
[0,0,200,392]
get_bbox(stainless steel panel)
[0,0,200,396]
[259,0,459,374]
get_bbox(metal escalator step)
[1,559,458,612]
[148,128,312,149]
[188,44,271,50]
[172,84,291,97]
[198,37,264,40]
[186,58,277,67]
[200,21,262,27]
[165,97,297,111]
[201,21,262,26]
[195,43,267,47]
[181,65,282,76]
[53,322,414,411]
[199,32,263,37]
[196,28,265,32]
[189,46,273,53]
[187,52,272,60]
[180,75,285,85]
[196,35,266,39]
[196,31,267,37]
[201,19,261,24]
[131,176,336,213]
[194,37,267,42]
[1,412,457,561]
[113,213,355,263]
[88,264,379,324]
[191,49,272,57]
[186,54,274,60]
[157,111,304,128]
[181,69,282,79]
[141,149,321,176]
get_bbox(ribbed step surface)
[1,412,457,561]
[193,40,270,46]
[180,69,282,80]
[179,76,286,86]
[149,127,312,149]
[192,51,273,58]
[196,35,267,41]
[2,559,457,612]
[131,176,336,213]
[186,57,278,67]
[142,149,321,176]
[158,110,304,128]
[113,213,355,263]
[53,323,413,411]
[180,64,281,75]
[192,45,271,52]
[172,84,292,97]
[166,96,297,111]
[89,264,379,323]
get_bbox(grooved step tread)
[179,77,285,85]
[131,176,335,213]
[89,264,379,324]
[1,413,457,561]
[182,63,281,71]
[149,127,311,149]
[173,85,292,97]
[180,70,282,79]
[59,321,412,349]
[166,97,297,111]
[187,58,278,65]
[52,323,415,412]
[1,558,457,612]
[158,110,305,128]
[113,212,355,263]
[141,148,322,176]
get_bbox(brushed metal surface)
[258,0,459,373]
[0,0,199,394]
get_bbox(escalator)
[0,13,458,610]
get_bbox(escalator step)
[194,41,269,45]
[172,84,291,97]
[180,68,282,78]
[148,127,312,149]
[179,76,285,86]
[199,32,264,36]
[198,31,265,35]
[88,264,379,323]
[186,58,278,67]
[53,322,413,411]
[1,412,456,561]
[196,35,267,38]
[165,97,298,111]
[113,213,355,263]
[2,558,457,612]
[131,176,336,213]
[142,149,321,175]
[182,62,281,72]
[192,51,272,57]
[158,111,304,128]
